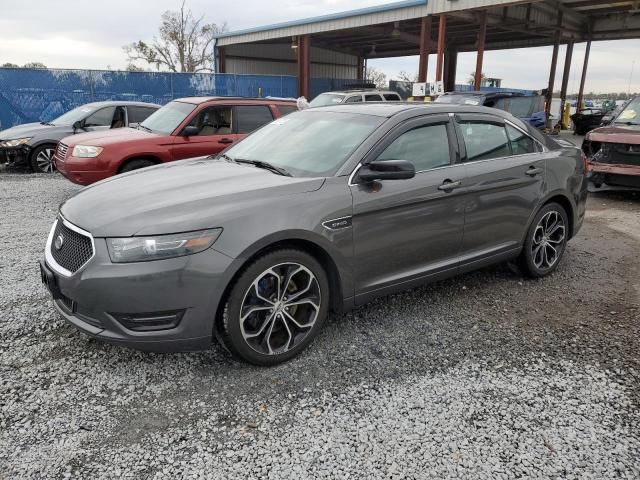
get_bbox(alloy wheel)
[239,262,321,355]
[531,210,566,270]
[36,148,56,173]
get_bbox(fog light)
[111,310,185,331]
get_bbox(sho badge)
[54,234,65,251]
[322,216,352,231]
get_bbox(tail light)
[581,150,589,176]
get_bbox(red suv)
[55,97,298,185]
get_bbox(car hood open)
[587,124,640,144]
[61,158,325,237]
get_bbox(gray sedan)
[40,103,588,365]
[0,101,159,172]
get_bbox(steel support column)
[357,57,363,81]
[297,35,311,98]
[443,47,457,92]
[474,11,487,90]
[559,40,574,127]
[545,12,563,129]
[418,16,432,83]
[217,47,226,73]
[435,15,446,82]
[576,40,591,111]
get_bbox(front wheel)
[519,202,569,278]
[30,144,57,173]
[119,158,156,173]
[219,249,330,366]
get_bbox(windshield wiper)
[614,121,640,126]
[137,124,153,133]
[40,121,54,126]
[234,159,292,177]
[215,153,234,161]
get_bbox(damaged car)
[583,96,640,190]
[0,101,159,173]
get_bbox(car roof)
[174,96,296,105]
[318,90,399,95]
[84,101,161,108]
[311,102,513,118]
[439,91,527,99]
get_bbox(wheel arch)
[117,154,163,173]
[213,233,349,337]
[523,191,576,245]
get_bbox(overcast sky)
[0,0,638,93]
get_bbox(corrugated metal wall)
[225,43,359,79]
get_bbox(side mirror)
[129,122,139,129]
[180,126,200,137]
[357,159,415,182]
[72,120,84,132]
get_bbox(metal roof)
[216,0,640,53]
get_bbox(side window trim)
[454,113,513,163]
[361,114,457,173]
[504,119,547,153]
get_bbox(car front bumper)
[589,161,640,189]
[55,154,111,185]
[0,145,30,166]
[41,238,235,352]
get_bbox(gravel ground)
[1,170,639,479]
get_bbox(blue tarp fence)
[0,68,308,129]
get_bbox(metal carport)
[214,0,640,121]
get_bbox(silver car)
[40,103,588,365]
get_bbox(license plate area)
[40,261,63,300]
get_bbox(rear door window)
[276,105,298,116]
[365,94,383,102]
[506,124,535,155]
[235,105,274,134]
[383,93,401,101]
[459,121,511,161]
[128,106,157,124]
[377,123,451,172]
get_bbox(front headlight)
[0,137,31,147]
[106,229,222,263]
[72,145,103,158]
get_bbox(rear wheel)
[119,158,155,173]
[519,202,569,278]
[219,249,329,366]
[29,144,57,173]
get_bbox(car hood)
[0,122,71,141]
[587,124,640,144]
[63,127,158,147]
[61,158,325,237]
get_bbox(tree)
[126,63,145,72]
[467,71,487,86]
[1,62,19,68]
[23,62,47,69]
[397,71,418,83]
[366,66,387,89]
[124,1,227,72]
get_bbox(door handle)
[218,138,233,144]
[525,166,543,177]
[437,180,462,192]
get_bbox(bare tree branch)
[123,1,227,73]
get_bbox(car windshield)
[139,101,196,135]
[51,105,98,125]
[309,94,346,108]
[614,97,640,125]
[222,111,385,177]
[434,95,482,106]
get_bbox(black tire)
[119,159,156,173]
[219,249,330,366]
[29,144,57,173]
[519,202,569,278]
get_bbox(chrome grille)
[50,219,94,274]
[56,142,68,159]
